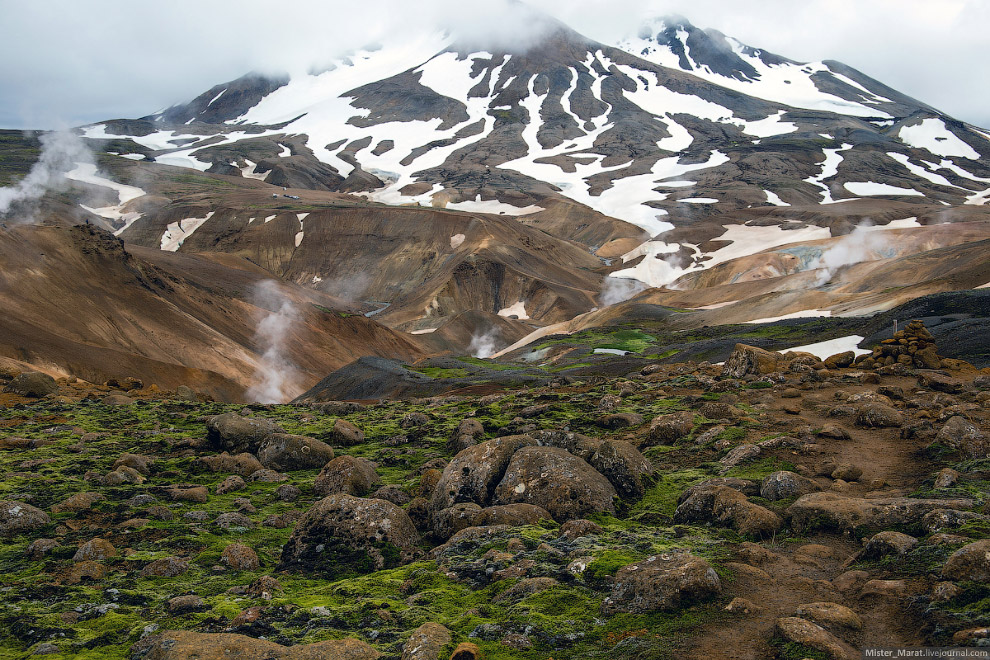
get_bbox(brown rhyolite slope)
[0,223,426,400]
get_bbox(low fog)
[1,0,988,130]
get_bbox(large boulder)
[131,630,380,660]
[194,452,264,476]
[473,503,551,528]
[774,617,858,660]
[324,418,365,447]
[0,500,50,536]
[313,455,379,497]
[587,439,655,499]
[430,436,534,512]
[722,344,784,379]
[787,493,973,534]
[942,540,990,583]
[401,622,451,660]
[280,494,420,576]
[206,413,283,454]
[936,416,988,459]
[854,404,903,428]
[760,471,821,501]
[258,433,335,471]
[674,483,780,537]
[602,552,721,613]
[493,446,617,521]
[646,411,696,444]
[3,371,58,398]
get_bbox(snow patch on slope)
[160,212,215,252]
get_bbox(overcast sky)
[1,0,987,130]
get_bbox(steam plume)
[808,220,891,286]
[468,327,502,359]
[246,280,302,403]
[600,276,647,306]
[0,130,93,222]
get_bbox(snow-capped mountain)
[78,14,990,293]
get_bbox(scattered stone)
[774,617,857,660]
[372,485,411,505]
[448,418,484,453]
[167,594,205,614]
[918,371,965,394]
[718,444,761,472]
[722,344,785,378]
[194,452,263,477]
[587,439,655,499]
[325,418,365,446]
[795,602,863,631]
[861,579,908,599]
[314,455,380,497]
[760,471,820,501]
[221,543,260,571]
[63,560,106,585]
[824,351,855,369]
[1,500,51,535]
[830,464,863,481]
[935,416,988,458]
[922,508,990,534]
[216,475,246,495]
[26,538,58,559]
[73,538,116,562]
[931,581,962,603]
[51,492,104,514]
[166,486,209,503]
[602,552,721,613]
[942,540,990,582]
[934,468,960,489]
[258,433,335,471]
[140,556,189,578]
[401,622,451,660]
[862,531,918,558]
[832,570,870,594]
[215,512,254,530]
[113,453,154,475]
[787,493,973,534]
[647,411,695,444]
[855,403,903,428]
[246,575,283,599]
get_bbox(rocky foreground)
[1,327,989,659]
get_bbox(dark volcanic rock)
[280,494,420,576]
[602,552,721,613]
[430,436,535,512]
[258,433,335,471]
[313,455,380,497]
[493,446,617,521]
[0,500,50,536]
[206,413,283,454]
[3,371,58,398]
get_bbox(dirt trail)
[685,374,940,659]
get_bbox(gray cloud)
[1,0,987,129]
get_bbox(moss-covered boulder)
[2,371,57,398]
[0,500,50,536]
[259,433,335,471]
[206,413,283,454]
[493,446,617,521]
[280,494,420,577]
[602,552,721,613]
[313,455,379,497]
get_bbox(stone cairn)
[855,319,941,370]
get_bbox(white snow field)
[783,335,871,359]
[160,212,215,252]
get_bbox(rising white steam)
[600,276,647,306]
[0,130,93,221]
[245,280,302,403]
[808,221,891,286]
[468,327,502,359]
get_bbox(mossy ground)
[0,366,767,659]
